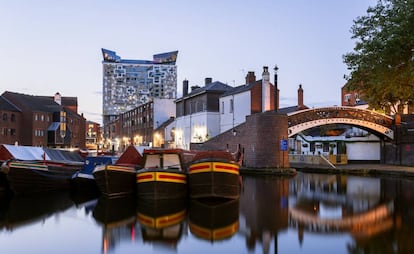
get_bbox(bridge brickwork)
[191,107,414,168]
[288,107,394,139]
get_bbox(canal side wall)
[191,111,289,169]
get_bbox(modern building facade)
[101,49,178,125]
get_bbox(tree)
[343,0,414,113]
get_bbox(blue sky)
[0,0,376,124]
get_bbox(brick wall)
[191,111,289,168]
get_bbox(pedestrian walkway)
[291,162,414,178]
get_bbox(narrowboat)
[93,145,146,198]
[188,150,241,200]
[136,149,194,199]
[71,155,118,195]
[4,147,84,195]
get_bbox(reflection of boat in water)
[93,196,137,254]
[0,192,74,231]
[189,198,239,241]
[137,198,187,245]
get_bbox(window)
[344,94,351,102]
[2,113,7,121]
[34,114,38,121]
[11,114,15,122]
[323,143,329,152]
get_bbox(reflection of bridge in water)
[289,200,394,235]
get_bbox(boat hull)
[71,173,100,196]
[136,170,187,199]
[7,162,80,195]
[188,161,241,200]
[93,165,136,198]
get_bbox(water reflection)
[289,174,394,240]
[0,172,414,253]
[92,196,137,254]
[189,199,239,241]
[0,192,74,232]
[137,198,187,250]
[239,176,290,253]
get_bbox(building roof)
[177,81,233,102]
[0,144,49,161]
[155,117,175,132]
[220,80,270,97]
[0,96,20,112]
[1,91,78,114]
[101,48,178,65]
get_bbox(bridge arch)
[287,107,394,139]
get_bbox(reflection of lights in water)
[103,238,108,254]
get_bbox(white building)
[171,78,233,149]
[219,67,276,133]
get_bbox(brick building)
[0,96,21,145]
[0,91,86,148]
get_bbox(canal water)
[0,172,413,254]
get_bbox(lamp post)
[274,65,279,111]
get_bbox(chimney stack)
[245,71,256,84]
[298,84,304,109]
[262,66,271,112]
[183,80,189,96]
[205,77,212,85]
[54,92,62,105]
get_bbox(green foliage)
[343,0,414,113]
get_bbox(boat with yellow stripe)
[136,148,193,199]
[93,145,146,198]
[188,150,241,200]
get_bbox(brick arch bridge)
[287,106,394,139]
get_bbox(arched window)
[2,113,7,121]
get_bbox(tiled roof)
[220,80,268,97]
[178,81,234,100]
[0,96,20,111]
[1,91,77,113]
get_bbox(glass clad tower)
[102,49,178,125]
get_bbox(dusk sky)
[0,0,376,124]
